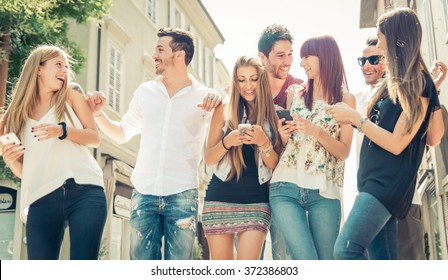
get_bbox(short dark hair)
[366,36,378,47]
[257,24,293,57]
[157,27,195,66]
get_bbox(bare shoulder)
[66,87,86,107]
[342,92,356,107]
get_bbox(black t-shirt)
[205,145,269,204]
[357,73,440,218]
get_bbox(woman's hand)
[295,115,319,137]
[325,102,360,125]
[32,123,65,141]
[241,125,269,146]
[277,118,297,146]
[223,129,246,149]
[1,143,25,167]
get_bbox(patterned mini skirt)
[201,201,271,236]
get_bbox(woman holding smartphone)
[269,35,355,260]
[202,55,281,259]
[0,45,106,259]
[329,8,444,260]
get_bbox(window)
[425,185,444,259]
[108,46,123,112]
[0,187,17,260]
[147,0,156,23]
[443,0,448,43]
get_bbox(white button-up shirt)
[121,75,214,196]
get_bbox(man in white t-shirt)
[88,28,220,260]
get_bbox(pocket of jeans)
[269,182,284,192]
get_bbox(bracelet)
[58,122,68,140]
[221,137,230,150]
[257,137,269,148]
[259,143,273,157]
[356,116,368,133]
[5,160,15,169]
[94,111,103,118]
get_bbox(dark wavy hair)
[257,24,293,57]
[157,27,195,66]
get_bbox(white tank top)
[20,104,104,222]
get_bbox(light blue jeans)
[270,219,291,260]
[130,188,198,260]
[269,182,341,260]
[334,192,397,260]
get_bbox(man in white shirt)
[88,28,220,260]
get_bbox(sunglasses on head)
[357,55,383,67]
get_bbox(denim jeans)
[269,218,291,260]
[334,192,397,260]
[269,182,341,260]
[130,188,198,260]
[26,179,107,260]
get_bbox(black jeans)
[26,179,107,260]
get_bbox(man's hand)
[430,61,447,90]
[197,92,222,112]
[87,91,107,115]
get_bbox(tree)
[0,0,111,109]
[0,0,111,181]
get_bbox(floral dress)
[277,95,345,188]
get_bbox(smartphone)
[238,123,252,130]
[276,109,293,125]
[0,133,21,156]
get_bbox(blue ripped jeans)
[130,188,198,260]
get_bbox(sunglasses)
[357,55,383,67]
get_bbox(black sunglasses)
[357,55,383,67]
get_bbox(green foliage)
[0,161,20,184]
[193,238,204,260]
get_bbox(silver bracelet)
[357,116,368,133]
[259,143,273,157]
[94,111,103,118]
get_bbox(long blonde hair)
[370,8,430,133]
[2,45,73,138]
[224,55,280,181]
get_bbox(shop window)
[0,186,17,260]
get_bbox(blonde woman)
[203,56,281,259]
[0,45,106,260]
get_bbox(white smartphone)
[0,133,21,156]
[238,123,252,130]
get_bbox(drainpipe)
[93,24,102,160]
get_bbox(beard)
[155,55,175,75]
[266,61,288,80]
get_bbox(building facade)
[0,0,229,260]
[359,0,448,260]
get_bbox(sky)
[201,0,377,216]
